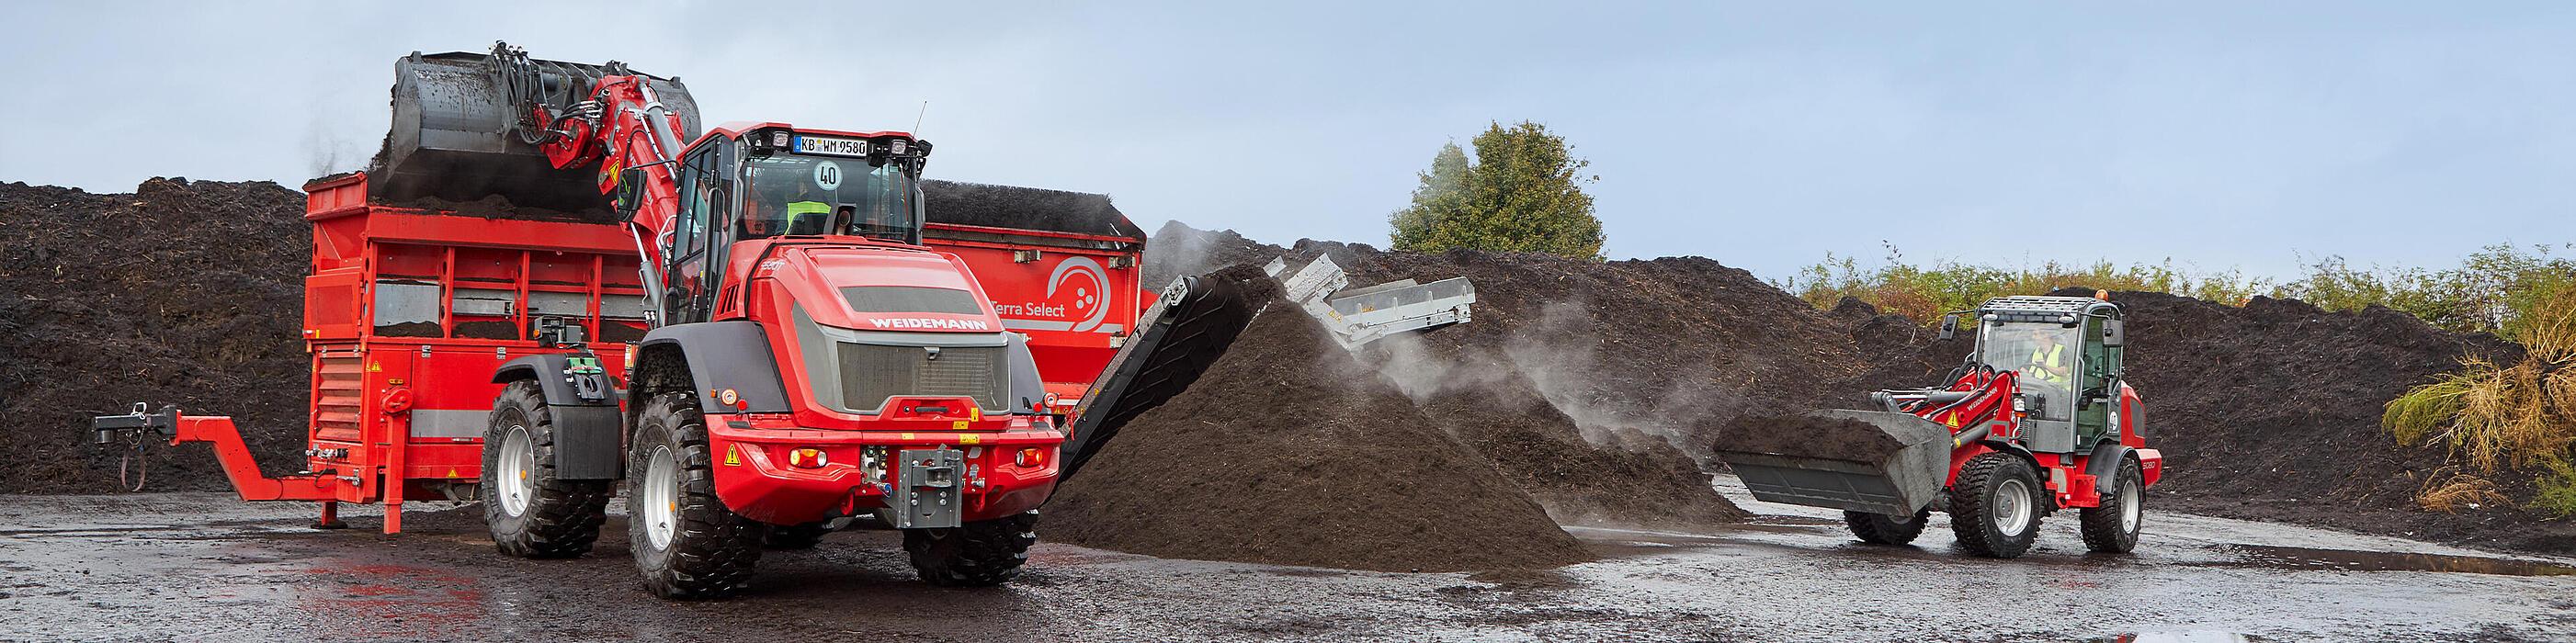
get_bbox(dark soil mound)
[2082,289,2569,552]
[1715,413,1910,462]
[0,178,311,494]
[379,194,618,222]
[1139,220,1286,289]
[922,180,1140,240]
[1043,268,1593,572]
[1409,363,1748,528]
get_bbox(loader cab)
[658,124,933,324]
[1967,296,2126,454]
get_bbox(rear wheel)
[1948,453,2043,558]
[481,380,610,558]
[1844,508,1931,545]
[628,392,766,599]
[2080,458,2145,553]
[903,510,1039,587]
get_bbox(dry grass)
[2385,281,2576,515]
[2417,468,2514,513]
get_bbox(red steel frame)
[166,174,644,532]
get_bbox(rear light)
[788,447,828,468]
[1016,447,1047,468]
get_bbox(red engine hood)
[744,241,1004,333]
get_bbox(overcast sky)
[3,2,2569,281]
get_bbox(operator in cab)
[2021,328,2072,386]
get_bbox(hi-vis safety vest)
[784,200,831,232]
[2029,344,2069,384]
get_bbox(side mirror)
[612,168,646,212]
[2102,319,2125,347]
[1937,313,1961,341]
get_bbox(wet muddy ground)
[3,481,2571,643]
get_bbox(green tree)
[1389,121,1605,260]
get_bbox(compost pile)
[1043,265,1594,572]
[1138,220,1282,288]
[0,179,311,494]
[2081,290,2569,551]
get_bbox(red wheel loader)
[1712,295,2166,558]
[89,42,1265,598]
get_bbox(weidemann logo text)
[868,318,992,331]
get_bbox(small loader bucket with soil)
[1712,410,1956,516]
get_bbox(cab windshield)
[739,153,920,243]
[1980,322,2078,420]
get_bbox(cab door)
[664,140,734,324]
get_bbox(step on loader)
[1712,295,2165,558]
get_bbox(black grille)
[836,342,1006,412]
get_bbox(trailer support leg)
[315,501,347,530]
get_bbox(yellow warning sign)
[958,431,979,443]
[446,468,460,478]
[368,361,382,373]
[970,408,982,421]
[723,445,742,466]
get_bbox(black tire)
[1844,508,1931,545]
[764,521,835,550]
[903,510,1039,587]
[628,391,766,599]
[2080,457,2145,553]
[481,380,611,558]
[1948,452,2044,558]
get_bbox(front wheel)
[482,380,610,558]
[1844,508,1931,545]
[903,511,1039,587]
[628,392,766,599]
[2080,458,2145,553]
[1948,453,2043,558]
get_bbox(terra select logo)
[993,255,1120,333]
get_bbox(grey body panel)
[639,321,792,414]
[490,353,623,479]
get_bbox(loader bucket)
[368,48,700,212]
[1711,409,1956,516]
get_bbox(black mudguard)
[493,353,625,479]
[2087,442,2139,500]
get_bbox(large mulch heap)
[1138,220,1282,289]
[0,179,312,494]
[1042,267,1593,572]
[2084,290,2570,552]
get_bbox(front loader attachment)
[369,43,700,211]
[1056,269,1270,482]
[1712,410,1956,516]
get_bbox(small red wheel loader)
[1712,295,2166,558]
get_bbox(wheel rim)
[1994,478,2034,537]
[496,425,536,517]
[2119,477,2142,534]
[641,445,679,550]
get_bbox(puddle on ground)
[2221,544,2576,577]
[2090,633,2274,643]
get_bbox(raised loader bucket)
[369,46,700,212]
[1712,409,1956,516]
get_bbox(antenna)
[913,101,930,135]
